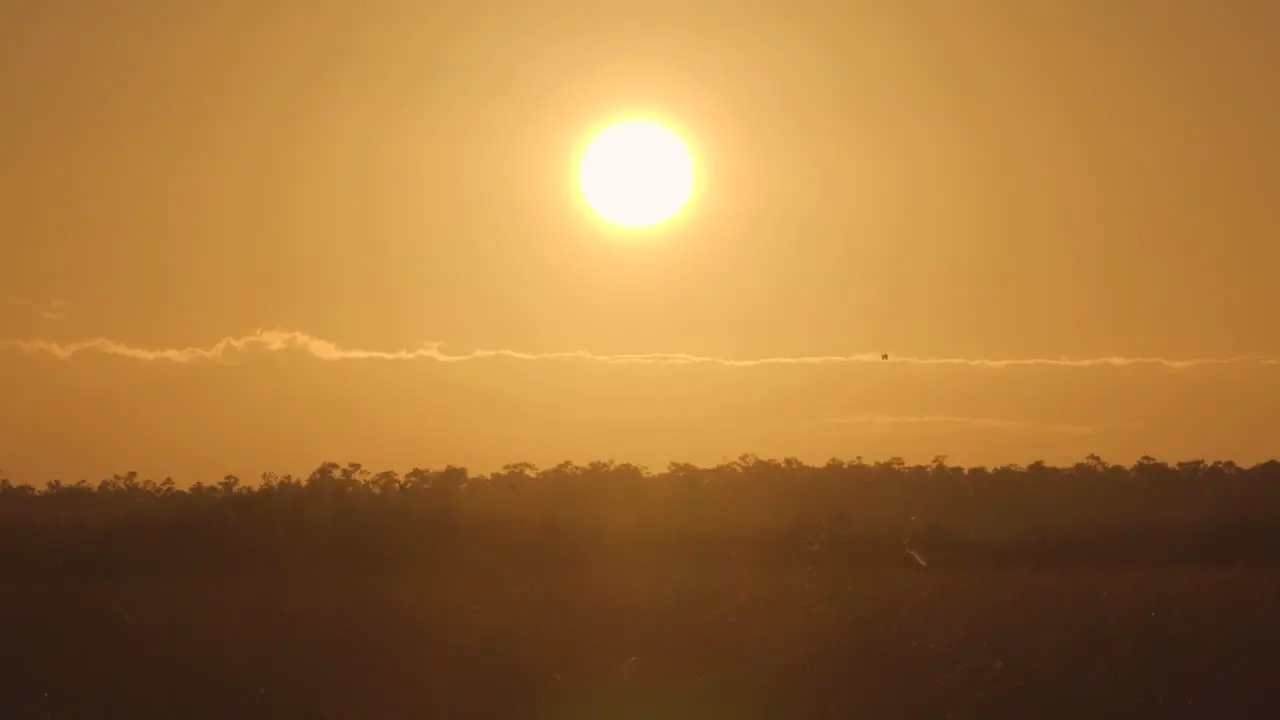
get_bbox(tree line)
[5,454,1277,497]
[4,454,1280,574]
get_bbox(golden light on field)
[578,120,696,230]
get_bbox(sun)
[578,120,696,230]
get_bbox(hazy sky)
[2,0,1278,482]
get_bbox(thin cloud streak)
[823,415,1105,435]
[2,329,1280,369]
[825,415,1027,429]
[4,297,69,321]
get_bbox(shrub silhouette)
[5,455,1280,719]
[5,455,1280,576]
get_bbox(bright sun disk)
[578,120,695,230]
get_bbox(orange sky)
[2,1,1278,483]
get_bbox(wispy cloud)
[825,415,1026,429]
[44,298,69,319]
[822,415,1102,434]
[1,329,1279,369]
[5,296,69,321]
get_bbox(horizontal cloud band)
[3,329,1279,369]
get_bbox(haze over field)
[3,0,1278,482]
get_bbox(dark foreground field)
[4,456,1280,719]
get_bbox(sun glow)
[578,120,696,230]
